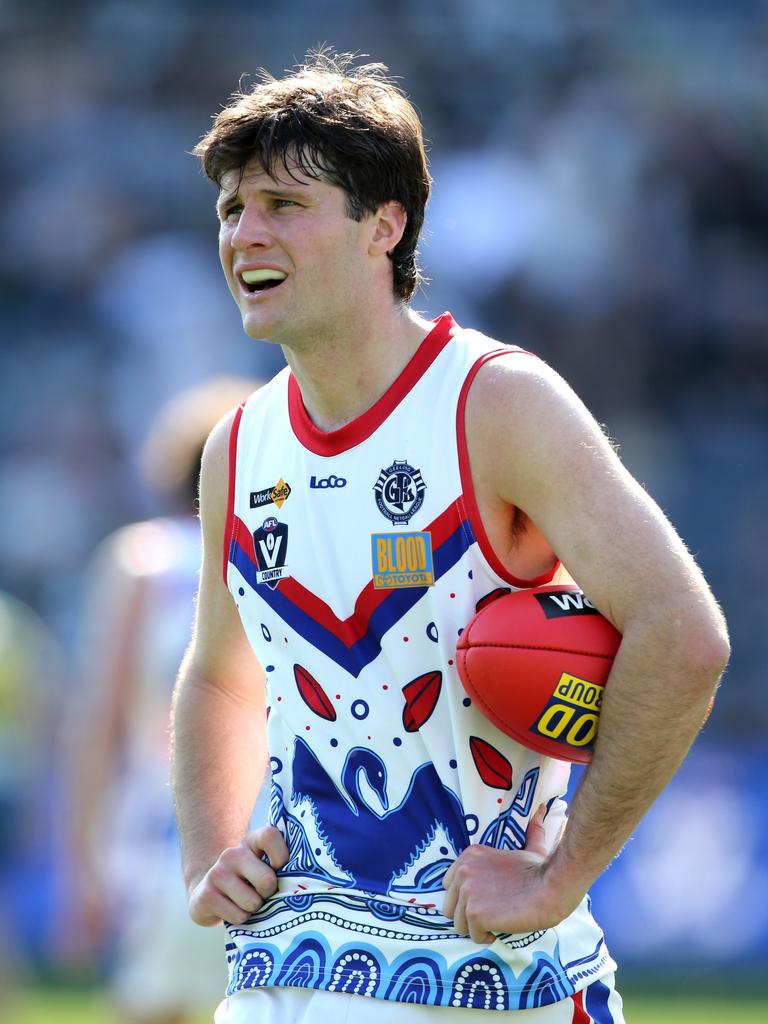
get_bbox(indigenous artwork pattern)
[224,314,616,1008]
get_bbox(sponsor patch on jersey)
[371,531,435,589]
[250,478,291,510]
[534,590,598,619]
[529,672,603,750]
[253,517,289,588]
[373,460,425,525]
[310,474,347,489]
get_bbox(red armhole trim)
[222,403,245,587]
[456,347,561,588]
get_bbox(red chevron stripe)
[232,515,257,563]
[571,990,591,1024]
[230,500,465,649]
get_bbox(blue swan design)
[290,737,470,894]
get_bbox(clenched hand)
[442,805,579,943]
[187,825,290,927]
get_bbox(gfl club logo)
[374,460,425,525]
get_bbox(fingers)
[524,803,550,859]
[442,862,455,891]
[188,827,289,927]
[442,874,457,920]
[442,853,494,946]
[452,889,468,937]
[189,884,248,927]
[441,804,553,943]
[246,824,290,870]
[447,888,494,944]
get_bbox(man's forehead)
[219,158,327,196]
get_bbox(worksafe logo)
[373,460,425,525]
[250,478,291,510]
[371,531,435,589]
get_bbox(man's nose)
[231,203,272,250]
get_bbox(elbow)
[679,609,731,689]
[709,629,731,678]
[639,591,730,693]
[687,622,729,725]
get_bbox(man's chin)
[241,312,284,344]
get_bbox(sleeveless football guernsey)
[222,313,615,1011]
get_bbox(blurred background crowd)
[1,0,766,1017]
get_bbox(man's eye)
[274,198,298,209]
[221,204,243,220]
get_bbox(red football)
[455,585,622,764]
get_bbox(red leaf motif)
[294,664,337,721]
[475,587,512,614]
[469,736,513,790]
[401,671,443,733]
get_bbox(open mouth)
[240,268,288,294]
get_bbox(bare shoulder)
[464,347,722,636]
[200,406,241,487]
[467,351,605,451]
[198,405,242,533]
[465,350,620,509]
[187,403,261,687]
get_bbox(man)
[172,52,729,1023]
[67,379,264,1024]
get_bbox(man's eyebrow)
[262,183,311,195]
[217,182,312,210]
[216,187,239,212]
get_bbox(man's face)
[217,159,375,347]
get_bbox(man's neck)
[283,304,433,433]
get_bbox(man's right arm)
[171,410,288,927]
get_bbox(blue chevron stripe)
[585,978,615,1023]
[230,519,474,677]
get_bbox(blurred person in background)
[172,51,728,1024]
[0,591,65,1015]
[65,377,267,1024]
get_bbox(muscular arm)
[443,355,730,940]
[171,411,287,926]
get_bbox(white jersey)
[223,313,615,1011]
[101,517,203,892]
[82,516,231,1012]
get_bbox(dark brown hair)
[193,51,430,301]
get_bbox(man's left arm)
[443,354,730,942]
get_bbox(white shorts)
[214,973,624,1023]
[111,871,227,1018]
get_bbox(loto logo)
[310,474,347,489]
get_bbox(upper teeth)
[242,269,287,284]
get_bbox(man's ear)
[368,201,408,256]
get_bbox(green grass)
[7,986,212,1024]
[6,984,768,1023]
[622,992,768,1024]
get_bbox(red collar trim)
[287,312,458,456]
